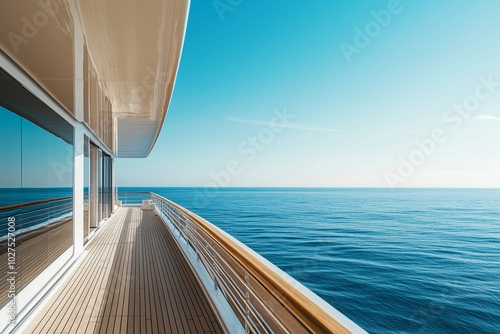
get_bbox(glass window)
[98,149,103,222]
[0,106,22,309]
[84,135,90,240]
[0,68,74,310]
[89,142,99,228]
[0,107,21,205]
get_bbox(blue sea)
[119,187,500,334]
[0,188,73,207]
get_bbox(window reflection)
[0,69,74,309]
[0,107,21,207]
[98,149,102,223]
[89,142,99,229]
[84,136,90,240]
[0,107,22,309]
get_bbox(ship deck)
[23,207,224,334]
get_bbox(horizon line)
[2,186,500,189]
[115,186,500,189]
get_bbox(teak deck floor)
[23,207,224,334]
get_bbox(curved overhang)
[0,0,190,157]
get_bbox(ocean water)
[0,188,74,228]
[119,187,500,334]
[0,188,73,207]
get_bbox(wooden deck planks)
[22,207,224,334]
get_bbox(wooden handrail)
[149,192,358,334]
[0,196,72,214]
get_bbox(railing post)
[213,241,218,290]
[244,271,251,334]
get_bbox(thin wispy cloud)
[476,115,500,121]
[226,116,337,132]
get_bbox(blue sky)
[0,108,73,188]
[116,0,500,188]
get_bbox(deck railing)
[117,192,151,206]
[117,191,366,334]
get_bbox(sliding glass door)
[88,143,113,231]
